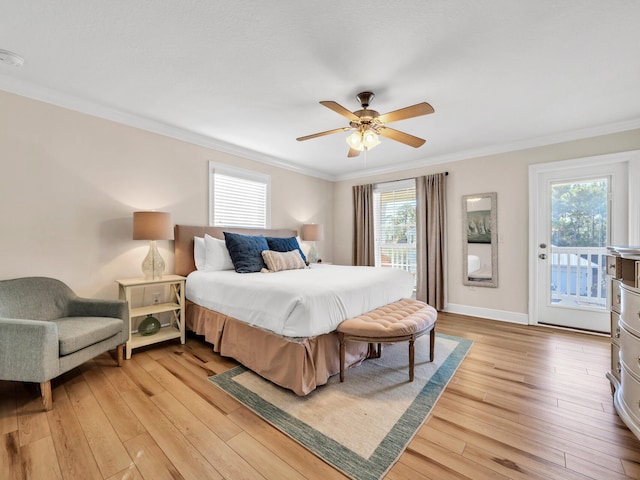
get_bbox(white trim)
[444,303,528,325]
[528,151,639,327]
[2,78,640,183]
[0,78,334,181]
[628,158,640,245]
[373,178,416,193]
[335,120,640,181]
[208,161,271,228]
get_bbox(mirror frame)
[462,192,498,287]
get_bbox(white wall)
[333,129,640,322]
[0,90,334,298]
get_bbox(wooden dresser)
[606,246,640,440]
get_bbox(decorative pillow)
[262,249,307,272]
[224,232,269,273]
[204,234,234,271]
[266,236,308,264]
[194,236,206,270]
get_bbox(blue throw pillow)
[266,236,308,264]
[224,232,269,273]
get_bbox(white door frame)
[528,150,640,328]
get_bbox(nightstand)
[116,275,186,359]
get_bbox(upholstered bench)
[337,298,437,382]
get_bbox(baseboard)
[444,303,529,325]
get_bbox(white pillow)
[261,249,307,272]
[297,235,311,257]
[204,234,234,271]
[194,236,206,270]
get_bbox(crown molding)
[334,117,640,181]
[0,75,335,181]
[2,74,639,184]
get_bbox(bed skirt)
[186,301,370,395]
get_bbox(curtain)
[416,173,447,310]
[352,184,375,266]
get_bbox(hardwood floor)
[1,312,639,479]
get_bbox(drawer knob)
[617,294,621,304]
[616,363,621,374]
[615,328,620,339]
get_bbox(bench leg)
[40,381,52,411]
[367,343,382,358]
[339,334,346,382]
[409,339,415,382]
[429,328,435,362]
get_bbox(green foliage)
[380,198,416,243]
[551,180,607,247]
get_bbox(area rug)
[210,332,472,480]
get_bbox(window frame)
[208,161,271,228]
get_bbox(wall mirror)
[463,192,498,287]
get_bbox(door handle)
[538,254,547,259]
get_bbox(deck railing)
[376,244,608,309]
[377,243,416,271]
[550,246,608,308]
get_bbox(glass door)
[531,161,627,332]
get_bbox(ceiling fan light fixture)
[346,130,364,151]
[301,91,433,158]
[362,128,380,149]
[347,128,380,152]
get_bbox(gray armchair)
[0,277,128,410]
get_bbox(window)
[373,179,417,284]
[209,162,271,228]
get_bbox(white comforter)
[186,264,414,337]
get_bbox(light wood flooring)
[1,312,639,479]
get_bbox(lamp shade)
[133,212,173,240]
[346,131,364,151]
[362,128,381,149]
[301,223,324,242]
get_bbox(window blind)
[373,179,417,284]
[209,162,271,228]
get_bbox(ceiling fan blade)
[320,101,360,122]
[378,127,426,148]
[347,147,361,158]
[377,102,434,124]
[296,127,350,142]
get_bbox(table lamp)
[133,211,173,280]
[301,223,324,263]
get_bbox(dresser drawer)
[612,279,622,313]
[621,284,640,336]
[607,255,622,279]
[620,325,640,381]
[611,342,621,381]
[611,311,621,345]
[620,364,640,426]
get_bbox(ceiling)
[1,1,639,181]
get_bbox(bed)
[174,225,414,395]
[467,254,492,280]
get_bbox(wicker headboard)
[174,225,298,276]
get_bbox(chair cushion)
[337,298,437,338]
[52,317,124,356]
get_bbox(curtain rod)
[375,171,448,185]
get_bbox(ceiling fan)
[296,91,434,158]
